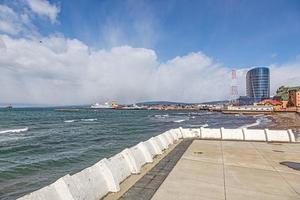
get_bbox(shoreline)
[252,112,300,133]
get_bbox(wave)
[81,118,97,122]
[239,119,261,129]
[187,124,209,128]
[0,127,29,134]
[64,120,76,123]
[173,119,186,123]
[154,114,169,118]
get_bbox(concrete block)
[18,176,74,200]
[63,165,110,200]
[174,128,183,139]
[243,129,266,141]
[137,142,153,163]
[143,138,160,156]
[152,136,165,151]
[121,148,140,174]
[106,153,132,183]
[288,129,296,142]
[94,159,120,192]
[156,134,169,149]
[221,128,244,140]
[17,185,62,200]
[265,129,290,142]
[129,144,147,173]
[51,176,75,200]
[169,129,179,141]
[163,131,174,144]
[180,128,194,138]
[201,128,222,139]
[190,128,200,137]
[149,137,164,154]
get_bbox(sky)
[0,0,300,105]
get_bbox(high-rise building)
[246,67,270,102]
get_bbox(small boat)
[5,105,13,109]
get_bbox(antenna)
[230,69,238,104]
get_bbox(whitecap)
[173,119,186,123]
[81,118,97,122]
[64,120,76,123]
[239,119,261,129]
[0,127,29,134]
[154,114,169,118]
[201,123,209,127]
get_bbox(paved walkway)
[151,140,300,200]
[119,139,193,200]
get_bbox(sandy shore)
[256,112,300,133]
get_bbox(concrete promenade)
[151,140,300,200]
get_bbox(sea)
[0,108,271,200]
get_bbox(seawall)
[18,127,298,200]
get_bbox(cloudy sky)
[0,0,300,105]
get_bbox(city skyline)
[0,0,300,105]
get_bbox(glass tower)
[246,67,270,102]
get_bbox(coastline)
[252,112,300,133]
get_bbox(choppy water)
[0,108,260,199]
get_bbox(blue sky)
[17,0,300,67]
[3,0,300,66]
[0,0,300,104]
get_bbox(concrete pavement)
[151,140,300,200]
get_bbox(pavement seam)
[220,140,227,200]
[250,142,300,198]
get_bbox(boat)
[90,102,112,109]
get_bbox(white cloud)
[0,5,22,35]
[0,34,299,106]
[26,0,60,23]
[0,4,39,37]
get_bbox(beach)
[267,112,300,133]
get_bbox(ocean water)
[0,108,260,199]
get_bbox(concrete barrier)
[152,136,165,151]
[288,129,296,142]
[129,144,148,173]
[156,134,169,149]
[174,128,183,139]
[149,137,164,154]
[94,159,120,192]
[163,131,174,144]
[143,138,161,157]
[243,129,266,141]
[265,129,291,142]
[18,127,298,200]
[121,148,140,174]
[63,164,111,200]
[201,128,221,139]
[180,128,194,138]
[18,176,74,200]
[106,153,132,184]
[221,128,244,140]
[190,128,200,137]
[137,142,153,163]
[169,129,179,141]
[17,185,67,200]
